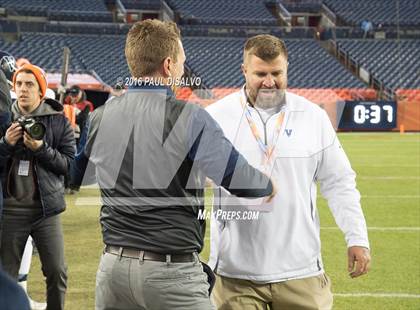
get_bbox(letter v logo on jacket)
[285,129,293,137]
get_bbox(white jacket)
[206,88,369,282]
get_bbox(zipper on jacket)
[33,162,45,215]
[252,108,278,146]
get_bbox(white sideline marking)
[203,228,420,237]
[362,195,420,198]
[81,184,100,189]
[358,176,420,180]
[338,132,420,136]
[355,165,419,168]
[321,227,420,231]
[204,227,420,241]
[334,293,420,299]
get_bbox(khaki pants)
[212,273,333,310]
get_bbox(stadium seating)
[1,0,113,22]
[0,0,109,13]
[180,25,315,39]
[0,32,367,89]
[280,0,322,13]
[3,1,417,92]
[166,0,278,26]
[0,20,18,33]
[323,0,420,27]
[48,11,113,23]
[0,33,128,87]
[337,39,420,89]
[182,37,366,88]
[120,0,161,10]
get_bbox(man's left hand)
[23,131,43,151]
[348,246,371,278]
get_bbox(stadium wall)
[177,87,420,132]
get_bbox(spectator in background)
[0,63,75,310]
[64,85,94,112]
[45,88,56,101]
[63,85,92,194]
[0,54,12,222]
[64,85,92,149]
[361,20,373,38]
[15,58,31,69]
[0,53,12,119]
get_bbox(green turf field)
[27,133,420,309]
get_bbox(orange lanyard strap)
[240,93,285,163]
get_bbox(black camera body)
[16,117,46,140]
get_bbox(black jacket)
[0,99,76,217]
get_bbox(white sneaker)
[29,298,47,310]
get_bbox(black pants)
[0,210,67,310]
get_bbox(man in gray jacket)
[75,19,275,310]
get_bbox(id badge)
[18,160,30,176]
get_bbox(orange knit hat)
[13,63,47,98]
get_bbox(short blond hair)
[125,19,181,78]
[243,34,288,63]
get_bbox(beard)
[253,88,286,110]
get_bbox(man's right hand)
[4,123,23,146]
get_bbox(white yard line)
[354,165,419,168]
[321,227,420,231]
[204,226,420,241]
[358,176,420,180]
[339,132,420,136]
[203,228,420,237]
[334,293,420,299]
[74,198,101,205]
[361,195,420,198]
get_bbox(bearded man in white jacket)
[206,34,371,310]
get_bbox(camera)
[16,117,46,140]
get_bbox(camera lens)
[28,123,46,140]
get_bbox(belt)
[104,245,196,263]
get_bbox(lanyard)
[240,92,285,165]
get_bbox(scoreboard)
[338,101,397,130]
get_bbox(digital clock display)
[338,101,397,130]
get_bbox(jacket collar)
[128,81,174,98]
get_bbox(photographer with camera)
[1,52,48,310]
[0,63,75,310]
[0,54,29,310]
